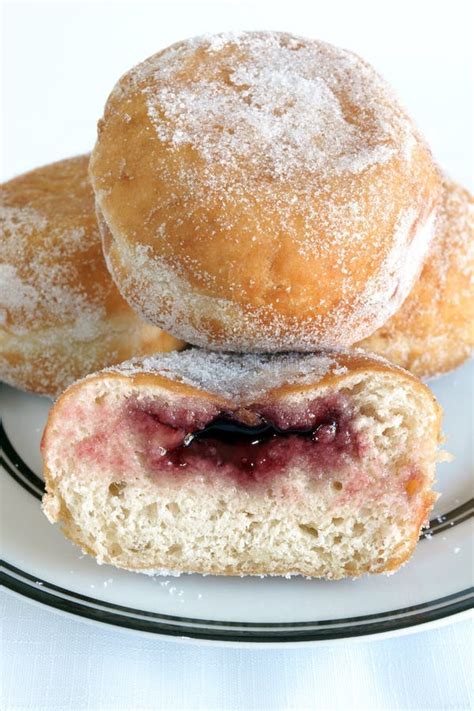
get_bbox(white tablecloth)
[2,590,472,710]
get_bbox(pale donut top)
[125,31,416,192]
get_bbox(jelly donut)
[42,349,442,579]
[0,156,184,398]
[358,178,473,378]
[90,31,441,352]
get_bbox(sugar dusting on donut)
[104,348,403,403]
[99,206,436,352]
[0,156,183,397]
[141,32,411,184]
[106,349,347,401]
[92,31,441,351]
[357,177,474,377]
[0,197,108,338]
[430,178,473,283]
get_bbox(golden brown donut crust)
[0,156,184,398]
[358,178,474,378]
[90,32,441,352]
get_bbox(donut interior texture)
[42,350,442,579]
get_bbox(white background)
[2,0,473,187]
[1,1,473,709]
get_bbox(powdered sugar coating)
[143,32,403,182]
[99,209,436,351]
[358,177,474,378]
[107,349,353,402]
[0,161,109,334]
[91,31,441,351]
[0,156,182,397]
[428,178,473,283]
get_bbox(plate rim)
[2,586,472,650]
[1,560,473,644]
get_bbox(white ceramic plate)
[1,361,473,644]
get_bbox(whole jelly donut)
[358,177,474,378]
[42,349,442,579]
[0,156,184,398]
[90,31,441,352]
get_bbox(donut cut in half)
[42,349,442,579]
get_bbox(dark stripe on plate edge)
[1,419,472,536]
[0,420,45,494]
[1,561,472,642]
[4,559,471,625]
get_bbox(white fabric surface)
[1,590,472,711]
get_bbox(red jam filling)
[123,395,364,484]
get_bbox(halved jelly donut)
[42,350,442,579]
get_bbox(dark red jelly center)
[189,416,338,446]
[127,396,363,485]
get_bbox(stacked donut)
[7,32,472,578]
